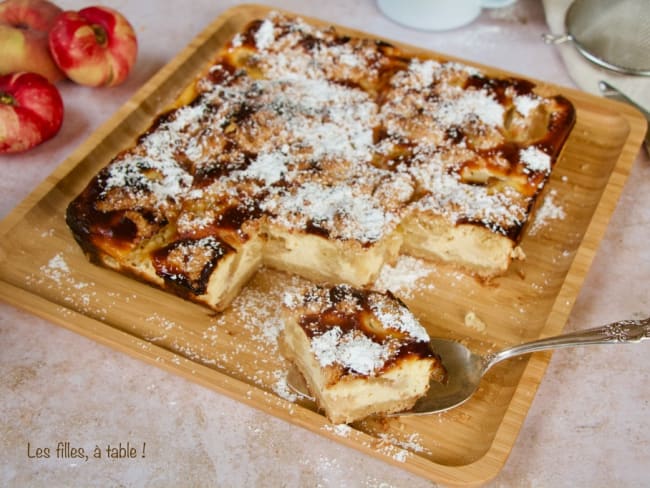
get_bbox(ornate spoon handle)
[484,318,650,372]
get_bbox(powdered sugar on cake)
[368,294,430,342]
[311,327,390,376]
[286,284,433,377]
[520,146,551,174]
[96,12,567,246]
[68,11,574,317]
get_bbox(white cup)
[377,0,517,31]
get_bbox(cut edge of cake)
[280,284,446,424]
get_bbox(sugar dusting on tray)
[529,189,566,235]
[374,255,435,299]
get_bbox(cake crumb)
[510,245,526,261]
[464,311,487,332]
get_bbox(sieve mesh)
[566,0,650,74]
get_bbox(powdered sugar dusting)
[529,189,566,235]
[263,182,397,243]
[520,146,551,174]
[368,294,429,342]
[237,151,288,186]
[91,11,568,259]
[103,156,192,204]
[374,255,435,299]
[41,253,70,285]
[254,19,275,50]
[322,423,353,437]
[271,369,298,402]
[436,89,504,128]
[377,432,432,455]
[311,327,389,376]
[288,284,434,377]
[514,94,541,117]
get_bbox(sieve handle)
[599,81,650,120]
[542,33,572,45]
[599,80,650,156]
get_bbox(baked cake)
[66,12,576,311]
[280,284,446,423]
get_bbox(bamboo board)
[0,5,646,486]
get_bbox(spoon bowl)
[287,317,649,417]
[407,338,485,415]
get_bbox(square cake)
[66,12,575,311]
[280,284,446,424]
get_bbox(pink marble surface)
[1,1,648,486]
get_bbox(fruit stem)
[92,24,108,47]
[0,92,15,106]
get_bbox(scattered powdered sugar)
[103,156,193,204]
[27,253,114,319]
[374,255,434,299]
[146,312,178,330]
[520,146,551,174]
[311,327,389,376]
[254,19,276,50]
[377,432,431,455]
[144,313,181,342]
[231,289,286,347]
[528,189,566,235]
[322,423,353,437]
[41,253,70,285]
[271,369,298,402]
[368,295,429,342]
[436,89,505,128]
[373,442,410,463]
[514,94,541,117]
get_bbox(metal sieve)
[543,0,650,76]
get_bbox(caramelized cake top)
[283,284,437,377]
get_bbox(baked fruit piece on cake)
[378,59,575,278]
[281,284,446,424]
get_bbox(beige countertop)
[1,0,648,486]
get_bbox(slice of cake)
[280,284,446,424]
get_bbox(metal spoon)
[598,80,650,155]
[287,317,649,416]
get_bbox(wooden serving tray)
[0,5,646,486]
